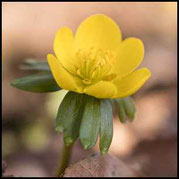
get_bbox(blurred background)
[2,2,177,177]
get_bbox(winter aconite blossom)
[47,14,151,99]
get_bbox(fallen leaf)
[63,153,136,177]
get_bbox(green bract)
[80,95,101,150]
[20,59,50,71]
[10,72,60,93]
[100,99,113,154]
[114,97,136,123]
[56,91,113,154]
[56,92,86,146]
[10,60,60,93]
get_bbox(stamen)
[76,47,116,85]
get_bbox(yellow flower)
[47,14,151,99]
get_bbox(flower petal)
[114,38,144,78]
[113,68,151,98]
[84,81,117,99]
[54,27,77,73]
[75,14,122,51]
[47,54,82,93]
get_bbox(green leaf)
[56,91,86,146]
[55,92,78,134]
[122,97,136,121]
[20,59,50,71]
[100,99,113,155]
[80,95,101,150]
[115,97,136,123]
[116,99,126,123]
[10,72,61,93]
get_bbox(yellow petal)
[54,27,77,73]
[75,14,122,51]
[84,81,117,99]
[47,54,82,93]
[114,38,144,78]
[113,68,151,98]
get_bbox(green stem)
[56,143,73,177]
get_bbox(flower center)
[76,47,117,85]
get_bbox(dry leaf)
[63,153,136,177]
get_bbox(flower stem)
[56,142,73,177]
